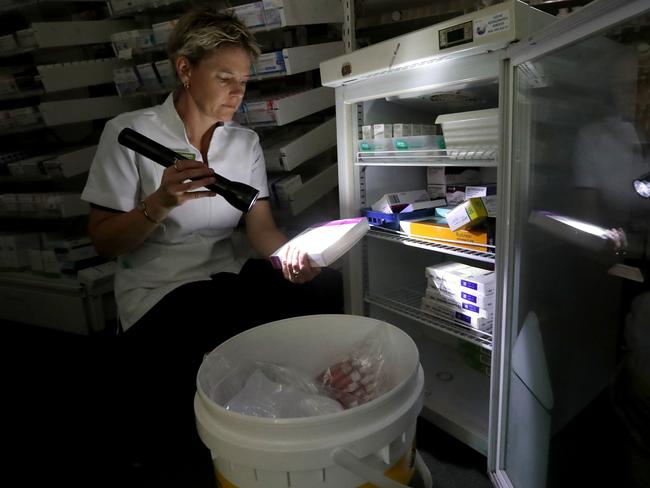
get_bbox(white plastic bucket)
[194,314,429,488]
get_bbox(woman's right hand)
[146,159,218,220]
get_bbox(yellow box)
[400,217,494,251]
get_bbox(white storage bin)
[435,108,498,159]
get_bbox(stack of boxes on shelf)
[0,106,41,131]
[422,261,496,333]
[359,122,444,152]
[399,167,497,252]
[0,192,88,218]
[359,109,498,253]
[0,232,103,277]
[111,1,293,98]
[111,22,177,96]
[0,65,41,97]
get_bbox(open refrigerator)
[321,0,650,486]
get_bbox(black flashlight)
[117,128,259,213]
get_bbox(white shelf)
[37,58,120,92]
[0,0,107,13]
[0,88,44,101]
[264,118,336,172]
[0,122,45,135]
[39,95,147,126]
[0,144,94,181]
[108,0,185,17]
[368,227,496,264]
[250,0,343,32]
[252,42,344,80]
[356,147,497,167]
[28,19,136,48]
[282,42,343,75]
[0,269,115,334]
[286,163,337,215]
[0,270,80,291]
[34,145,97,178]
[0,47,35,58]
[417,335,490,455]
[244,86,334,126]
[0,193,89,218]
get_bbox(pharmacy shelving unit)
[0,1,137,334]
[0,262,117,335]
[232,0,343,221]
[106,0,343,222]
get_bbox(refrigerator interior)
[356,78,499,455]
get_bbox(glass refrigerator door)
[494,2,649,488]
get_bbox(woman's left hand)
[280,244,321,284]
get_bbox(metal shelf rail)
[368,228,496,264]
[365,288,493,350]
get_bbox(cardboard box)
[426,278,495,305]
[446,197,489,231]
[421,296,493,331]
[426,261,496,295]
[446,184,496,205]
[136,63,160,91]
[232,2,266,28]
[373,124,392,138]
[400,217,495,252]
[371,189,430,214]
[393,123,412,137]
[253,51,285,76]
[424,287,494,319]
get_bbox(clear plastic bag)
[224,368,344,418]
[317,325,390,409]
[206,359,344,418]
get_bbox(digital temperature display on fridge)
[439,21,473,50]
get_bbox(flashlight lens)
[634,179,650,198]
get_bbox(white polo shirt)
[82,93,269,330]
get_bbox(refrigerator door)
[493,1,650,487]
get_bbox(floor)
[3,320,491,487]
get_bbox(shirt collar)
[160,91,231,143]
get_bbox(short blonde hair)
[167,5,261,68]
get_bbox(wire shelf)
[356,146,497,166]
[368,228,496,264]
[366,288,493,350]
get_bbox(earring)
[183,80,190,89]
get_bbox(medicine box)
[425,262,496,295]
[232,2,266,28]
[446,197,489,231]
[152,20,178,46]
[373,124,392,138]
[400,217,495,252]
[393,123,412,137]
[371,189,430,214]
[446,184,496,205]
[253,51,286,76]
[136,63,160,92]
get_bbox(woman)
[81,5,342,469]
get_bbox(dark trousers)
[115,258,343,463]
